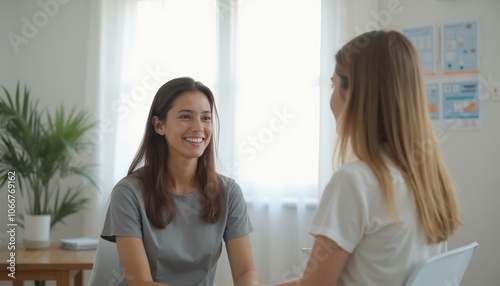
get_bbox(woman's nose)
[190,119,204,132]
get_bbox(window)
[116,0,321,199]
[232,0,321,198]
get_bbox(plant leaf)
[0,83,98,228]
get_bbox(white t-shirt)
[309,161,446,286]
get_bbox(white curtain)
[84,0,378,284]
[84,0,140,239]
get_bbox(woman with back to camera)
[100,77,259,286]
[272,30,461,286]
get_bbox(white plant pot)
[24,214,51,249]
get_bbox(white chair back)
[404,242,478,286]
[87,238,123,286]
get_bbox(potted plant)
[0,83,98,250]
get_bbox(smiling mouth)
[184,137,204,143]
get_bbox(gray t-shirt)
[101,174,253,286]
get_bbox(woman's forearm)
[270,278,301,286]
[128,281,172,286]
[235,270,261,286]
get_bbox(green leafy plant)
[0,83,98,228]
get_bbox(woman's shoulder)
[338,159,403,178]
[216,173,244,199]
[112,172,144,195]
[332,160,404,192]
[216,173,238,190]
[335,160,373,178]
[330,160,384,191]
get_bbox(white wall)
[14,0,90,111]
[0,1,16,89]
[0,1,93,284]
[378,0,500,285]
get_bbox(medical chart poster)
[403,25,437,76]
[426,82,440,121]
[442,20,479,75]
[442,80,481,129]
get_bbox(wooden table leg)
[56,270,71,286]
[13,280,23,286]
[75,270,83,286]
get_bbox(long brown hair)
[334,30,461,243]
[128,77,221,228]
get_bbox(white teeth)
[185,138,203,143]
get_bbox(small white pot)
[24,214,51,249]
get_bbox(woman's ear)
[340,88,347,101]
[152,116,165,135]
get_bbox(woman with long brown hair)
[101,77,259,286]
[274,30,461,286]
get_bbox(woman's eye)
[202,116,212,121]
[180,114,191,119]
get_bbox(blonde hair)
[334,30,461,243]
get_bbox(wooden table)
[0,242,96,286]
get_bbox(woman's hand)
[267,236,350,286]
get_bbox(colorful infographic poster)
[403,25,437,76]
[442,20,479,75]
[442,80,481,129]
[426,82,440,120]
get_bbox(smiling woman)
[99,77,259,286]
[153,91,214,164]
